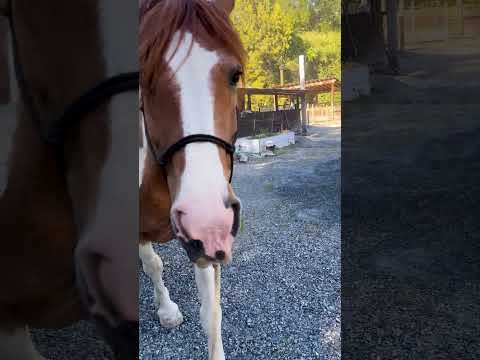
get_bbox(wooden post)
[274,94,279,111]
[0,18,10,105]
[444,0,449,40]
[386,0,399,71]
[247,93,252,111]
[299,55,305,90]
[410,0,415,37]
[398,0,405,51]
[331,82,335,123]
[457,0,464,35]
[301,94,307,135]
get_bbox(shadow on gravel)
[343,38,480,358]
[140,125,341,359]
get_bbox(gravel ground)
[31,322,113,360]
[140,125,341,360]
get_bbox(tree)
[231,0,341,107]
[232,0,297,88]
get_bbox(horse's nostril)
[224,195,240,210]
[215,250,225,261]
[191,239,203,252]
[172,208,188,237]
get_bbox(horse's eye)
[229,69,242,87]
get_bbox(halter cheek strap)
[47,72,139,145]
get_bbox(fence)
[306,104,341,126]
[237,109,302,138]
[395,1,480,48]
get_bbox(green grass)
[249,132,278,140]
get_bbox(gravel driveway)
[140,125,341,360]
[342,37,480,358]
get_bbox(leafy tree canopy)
[231,0,340,107]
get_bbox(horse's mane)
[139,0,246,93]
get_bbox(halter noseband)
[141,107,237,183]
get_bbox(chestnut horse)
[0,1,138,359]
[139,0,245,359]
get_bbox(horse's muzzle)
[172,194,241,264]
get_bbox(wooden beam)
[275,78,337,91]
[240,87,331,96]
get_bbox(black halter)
[4,5,139,150]
[140,104,237,183]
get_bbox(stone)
[238,153,249,163]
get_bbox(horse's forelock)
[139,0,246,94]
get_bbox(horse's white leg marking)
[139,242,184,328]
[194,264,225,360]
[0,326,46,360]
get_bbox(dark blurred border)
[0,2,138,359]
[342,1,480,358]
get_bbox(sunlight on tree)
[231,0,340,108]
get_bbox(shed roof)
[273,78,340,93]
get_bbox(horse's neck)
[4,0,139,232]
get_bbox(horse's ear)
[0,18,10,105]
[214,0,235,15]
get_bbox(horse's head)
[139,0,245,264]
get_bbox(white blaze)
[167,32,228,202]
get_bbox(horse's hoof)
[158,302,184,328]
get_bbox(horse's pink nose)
[172,199,236,262]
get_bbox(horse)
[138,0,246,359]
[0,1,138,358]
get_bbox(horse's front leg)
[0,326,46,360]
[194,264,224,360]
[139,242,183,328]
